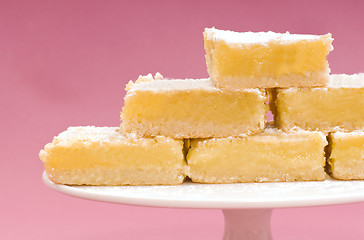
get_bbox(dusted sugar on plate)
[121,73,267,138]
[186,128,327,184]
[327,131,364,180]
[204,27,333,89]
[274,73,364,132]
[40,126,186,186]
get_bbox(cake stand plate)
[43,172,364,240]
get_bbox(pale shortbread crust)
[212,70,329,89]
[123,119,265,139]
[46,167,185,186]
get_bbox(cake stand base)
[222,209,273,240]
[43,172,364,240]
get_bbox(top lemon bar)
[204,27,333,89]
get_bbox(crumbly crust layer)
[186,169,326,184]
[46,167,186,186]
[122,119,265,139]
[330,171,364,181]
[211,70,329,90]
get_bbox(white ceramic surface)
[43,172,364,209]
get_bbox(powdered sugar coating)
[205,27,330,45]
[128,78,263,94]
[51,126,176,146]
[281,73,364,93]
[203,127,326,143]
[332,130,364,139]
[328,73,364,88]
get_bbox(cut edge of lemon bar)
[327,131,364,180]
[39,126,186,186]
[204,27,333,89]
[275,73,364,132]
[186,127,327,184]
[121,73,267,139]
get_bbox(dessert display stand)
[43,172,364,240]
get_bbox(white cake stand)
[43,172,364,240]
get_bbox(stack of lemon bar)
[40,28,364,186]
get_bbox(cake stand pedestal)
[43,172,364,240]
[222,209,272,240]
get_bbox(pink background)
[1,0,364,239]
